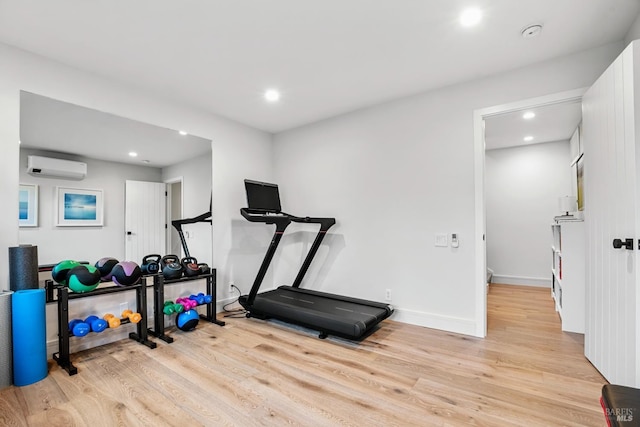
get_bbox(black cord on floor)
[223,284,246,318]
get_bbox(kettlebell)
[198,263,211,275]
[181,257,201,278]
[141,254,161,275]
[161,255,183,280]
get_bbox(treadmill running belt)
[249,286,393,339]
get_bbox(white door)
[582,44,639,387]
[125,180,166,264]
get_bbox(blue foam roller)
[12,289,47,386]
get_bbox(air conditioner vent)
[27,156,87,180]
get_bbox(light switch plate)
[435,233,448,247]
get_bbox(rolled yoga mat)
[0,291,13,389]
[9,245,39,291]
[12,289,47,386]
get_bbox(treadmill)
[171,196,212,258]
[238,179,394,339]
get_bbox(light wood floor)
[0,284,607,426]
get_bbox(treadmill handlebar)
[240,208,336,231]
[241,206,337,305]
[241,208,291,226]
[289,215,336,231]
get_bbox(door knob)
[612,238,633,250]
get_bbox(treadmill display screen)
[245,179,282,213]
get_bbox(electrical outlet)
[385,289,391,301]
[229,282,235,293]
[119,302,128,314]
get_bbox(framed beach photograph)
[19,184,39,227]
[56,187,104,226]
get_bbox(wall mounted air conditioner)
[27,155,87,180]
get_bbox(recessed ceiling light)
[178,130,188,136]
[460,8,482,27]
[523,111,535,120]
[142,160,150,164]
[264,89,281,102]
[129,151,138,157]
[523,136,534,142]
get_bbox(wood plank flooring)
[0,284,607,426]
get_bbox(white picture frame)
[56,187,104,227]
[19,184,39,227]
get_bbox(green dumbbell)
[163,301,184,315]
[163,301,176,315]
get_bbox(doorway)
[166,178,183,257]
[473,88,586,337]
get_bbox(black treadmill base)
[240,286,393,341]
[245,312,385,341]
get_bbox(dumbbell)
[185,297,198,310]
[189,293,205,305]
[122,309,142,324]
[176,297,197,311]
[68,319,90,337]
[103,313,121,329]
[162,300,185,315]
[176,297,197,310]
[84,315,108,333]
[189,293,213,305]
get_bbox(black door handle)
[613,238,633,250]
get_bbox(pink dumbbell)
[176,297,197,311]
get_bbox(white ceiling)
[20,92,211,168]
[1,0,638,134]
[484,100,583,150]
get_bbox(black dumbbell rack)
[147,270,225,343]
[49,278,156,376]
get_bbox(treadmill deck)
[242,285,394,339]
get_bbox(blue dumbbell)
[195,292,213,304]
[85,315,108,333]
[69,319,90,337]
[189,293,205,305]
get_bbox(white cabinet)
[551,221,585,333]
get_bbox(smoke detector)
[522,24,543,38]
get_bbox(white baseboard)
[491,274,550,287]
[390,308,478,337]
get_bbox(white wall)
[272,42,623,336]
[19,148,163,265]
[485,141,572,287]
[0,43,272,354]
